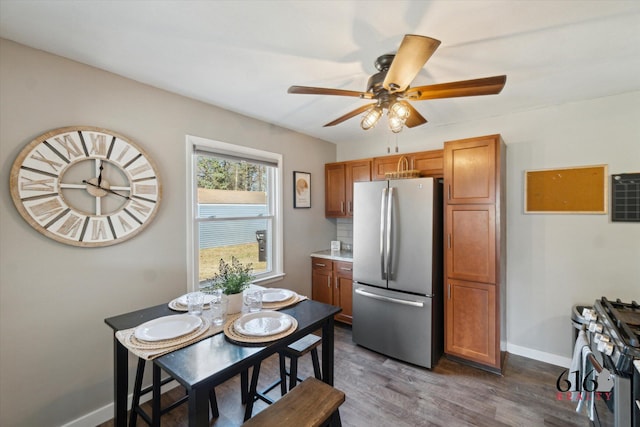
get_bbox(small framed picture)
[293,171,311,208]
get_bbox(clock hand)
[82,180,130,200]
[97,160,104,186]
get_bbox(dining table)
[104,298,341,427]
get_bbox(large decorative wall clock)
[10,126,162,247]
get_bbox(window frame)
[186,135,284,291]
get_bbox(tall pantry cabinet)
[443,134,506,373]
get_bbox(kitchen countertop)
[310,249,353,262]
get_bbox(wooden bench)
[242,377,345,427]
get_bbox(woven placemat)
[116,316,223,360]
[168,293,307,312]
[223,314,298,347]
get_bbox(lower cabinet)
[311,257,353,325]
[445,279,498,368]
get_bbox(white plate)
[134,314,203,342]
[176,293,218,306]
[234,311,294,337]
[261,288,295,303]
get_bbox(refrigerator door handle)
[386,187,394,279]
[355,288,424,307]
[380,187,388,279]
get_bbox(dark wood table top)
[105,299,341,391]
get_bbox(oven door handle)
[586,353,603,373]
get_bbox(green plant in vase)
[201,257,254,314]
[214,256,254,294]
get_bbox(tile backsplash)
[336,218,353,249]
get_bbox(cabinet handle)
[335,277,339,289]
[448,283,451,299]
[448,234,451,249]
[340,267,352,271]
[340,201,345,213]
[314,263,326,267]
[448,184,451,200]
[348,201,352,213]
[327,276,331,288]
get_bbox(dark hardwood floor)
[99,323,588,426]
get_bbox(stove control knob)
[582,308,597,321]
[594,333,610,344]
[588,321,603,333]
[599,342,614,356]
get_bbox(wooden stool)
[242,377,345,427]
[129,358,219,426]
[245,334,322,420]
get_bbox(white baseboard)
[60,380,180,427]
[507,343,572,368]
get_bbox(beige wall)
[338,91,640,366]
[0,39,337,426]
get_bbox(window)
[186,136,283,290]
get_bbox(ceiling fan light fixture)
[388,113,406,133]
[361,106,382,130]
[389,101,410,120]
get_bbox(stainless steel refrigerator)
[352,177,443,368]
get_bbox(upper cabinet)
[372,150,444,180]
[444,136,496,204]
[325,160,372,218]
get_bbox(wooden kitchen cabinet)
[446,205,496,284]
[446,279,497,367]
[372,149,444,180]
[444,136,496,204]
[311,257,333,305]
[444,134,505,373]
[333,261,353,324]
[311,257,353,325]
[325,160,371,217]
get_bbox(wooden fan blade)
[288,85,372,99]
[324,103,378,127]
[383,35,441,93]
[404,103,427,128]
[405,75,507,101]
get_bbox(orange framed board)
[524,165,607,214]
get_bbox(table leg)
[321,316,335,386]
[113,337,128,427]
[188,386,211,427]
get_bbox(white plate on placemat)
[234,311,294,337]
[261,288,294,303]
[134,314,203,342]
[176,293,218,306]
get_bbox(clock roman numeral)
[91,219,108,241]
[20,176,55,192]
[55,213,84,239]
[53,134,83,158]
[29,198,65,221]
[88,133,109,157]
[29,149,64,173]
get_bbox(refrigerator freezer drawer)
[352,283,434,368]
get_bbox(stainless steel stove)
[584,297,640,427]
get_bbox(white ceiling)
[1,0,640,146]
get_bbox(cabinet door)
[445,279,497,367]
[372,155,403,180]
[325,163,346,217]
[410,150,443,177]
[345,160,371,215]
[446,205,496,284]
[444,136,497,204]
[333,261,353,324]
[311,258,333,305]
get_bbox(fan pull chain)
[386,133,400,154]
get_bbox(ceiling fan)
[288,34,506,133]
